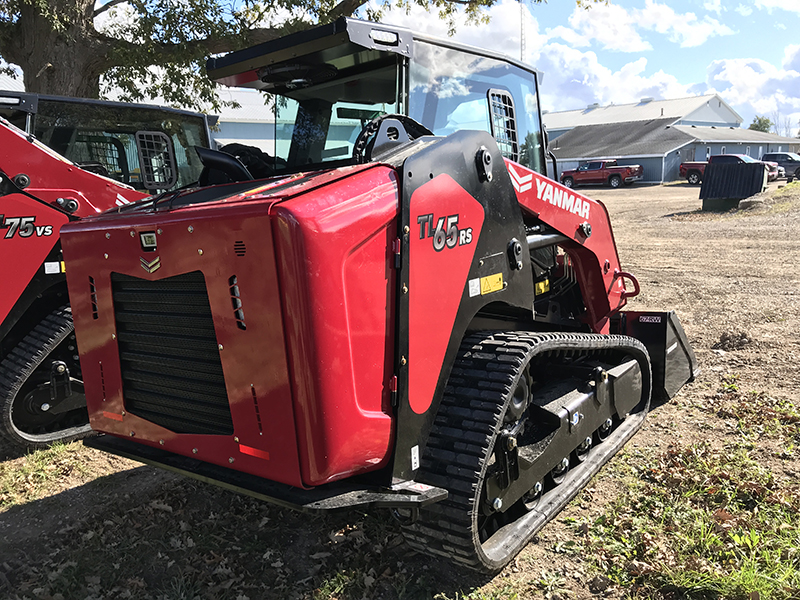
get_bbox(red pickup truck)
[560,160,643,188]
[680,154,773,185]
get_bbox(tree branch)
[98,26,288,67]
[328,0,369,21]
[93,0,130,19]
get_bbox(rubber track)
[0,306,92,448]
[403,330,649,572]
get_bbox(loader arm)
[506,159,631,333]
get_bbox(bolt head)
[218,344,223,351]
[533,481,543,495]
[192,448,198,454]
[234,436,239,443]
[188,226,194,233]
[129,431,135,437]
[492,497,503,511]
[130,231,135,237]
[506,436,518,451]
[229,457,235,463]
[157,228,163,235]
[112,333,116,340]
[159,439,165,445]
[56,364,66,374]
[198,249,204,255]
[403,225,410,234]
[105,233,110,239]
[41,403,51,412]
[104,253,109,259]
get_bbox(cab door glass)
[408,40,545,174]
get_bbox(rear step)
[85,435,446,511]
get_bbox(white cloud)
[705,54,800,134]
[704,0,722,14]
[634,0,735,48]
[735,4,754,16]
[371,0,798,134]
[566,3,651,52]
[754,0,800,14]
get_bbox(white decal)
[411,445,420,471]
[44,262,61,275]
[507,164,533,193]
[468,278,480,297]
[531,179,590,220]
[115,194,131,206]
[639,315,662,323]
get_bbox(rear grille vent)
[234,241,246,257]
[89,276,99,320]
[229,275,246,330]
[111,271,233,435]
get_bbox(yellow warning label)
[535,279,550,295]
[60,261,66,273]
[480,273,504,295]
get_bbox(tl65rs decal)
[417,213,473,252]
[0,215,54,239]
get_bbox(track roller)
[0,306,91,448]
[403,331,651,572]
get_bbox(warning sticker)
[480,273,503,295]
[468,278,481,297]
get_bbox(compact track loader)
[0,94,211,448]
[61,19,697,571]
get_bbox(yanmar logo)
[535,179,591,220]
[508,165,591,220]
[140,256,161,273]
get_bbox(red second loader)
[0,94,211,448]
[61,19,697,571]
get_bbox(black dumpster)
[699,162,767,210]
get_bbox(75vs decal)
[417,213,473,252]
[0,215,54,239]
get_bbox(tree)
[1,0,589,110]
[748,115,773,133]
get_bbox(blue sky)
[372,0,800,135]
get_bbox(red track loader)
[61,19,698,571]
[0,94,211,448]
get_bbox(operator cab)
[206,18,548,176]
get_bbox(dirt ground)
[0,180,798,599]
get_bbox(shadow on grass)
[0,465,494,600]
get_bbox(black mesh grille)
[111,271,233,435]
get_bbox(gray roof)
[550,118,693,160]
[673,125,799,144]
[0,74,24,92]
[543,94,740,131]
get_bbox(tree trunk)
[3,1,111,98]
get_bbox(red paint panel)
[63,200,304,487]
[505,159,627,333]
[272,166,398,486]
[1,121,146,218]
[0,193,68,325]
[408,175,484,414]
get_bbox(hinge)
[392,238,401,269]
[390,375,398,406]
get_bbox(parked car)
[760,152,800,182]
[764,161,785,182]
[680,154,769,184]
[560,159,643,188]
